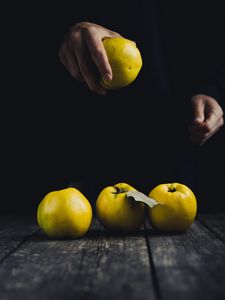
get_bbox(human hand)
[58,22,122,95]
[189,94,224,145]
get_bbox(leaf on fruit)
[127,190,159,208]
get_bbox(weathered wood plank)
[0,217,155,300]
[145,219,225,300]
[0,216,39,262]
[198,214,225,243]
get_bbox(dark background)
[0,0,224,214]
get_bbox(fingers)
[205,107,224,129]
[59,22,123,95]
[189,95,224,145]
[189,118,223,145]
[191,97,205,124]
[73,35,106,95]
[59,42,83,81]
[190,119,223,145]
[83,28,112,81]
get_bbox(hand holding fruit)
[58,22,142,94]
[58,22,121,95]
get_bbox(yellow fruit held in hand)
[96,182,145,231]
[37,187,92,238]
[101,37,143,89]
[147,183,197,232]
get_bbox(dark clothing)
[51,0,225,106]
[51,0,225,202]
[1,0,225,212]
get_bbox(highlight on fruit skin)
[100,37,143,89]
[37,187,93,239]
[96,182,145,232]
[147,183,197,232]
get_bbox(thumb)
[192,98,205,123]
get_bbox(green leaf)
[127,190,159,208]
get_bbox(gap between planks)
[197,213,225,245]
[0,229,40,264]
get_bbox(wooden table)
[0,214,225,300]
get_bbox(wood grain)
[0,216,38,262]
[145,218,225,300]
[198,213,225,243]
[0,217,155,300]
[1,214,225,300]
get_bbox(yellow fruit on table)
[96,182,145,231]
[147,183,197,232]
[100,37,143,89]
[37,187,92,238]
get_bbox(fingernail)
[194,119,204,126]
[194,118,201,122]
[103,73,112,81]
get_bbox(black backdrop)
[1,0,225,214]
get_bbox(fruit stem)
[113,187,127,194]
[168,187,176,193]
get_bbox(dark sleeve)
[190,65,225,110]
[188,3,225,110]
